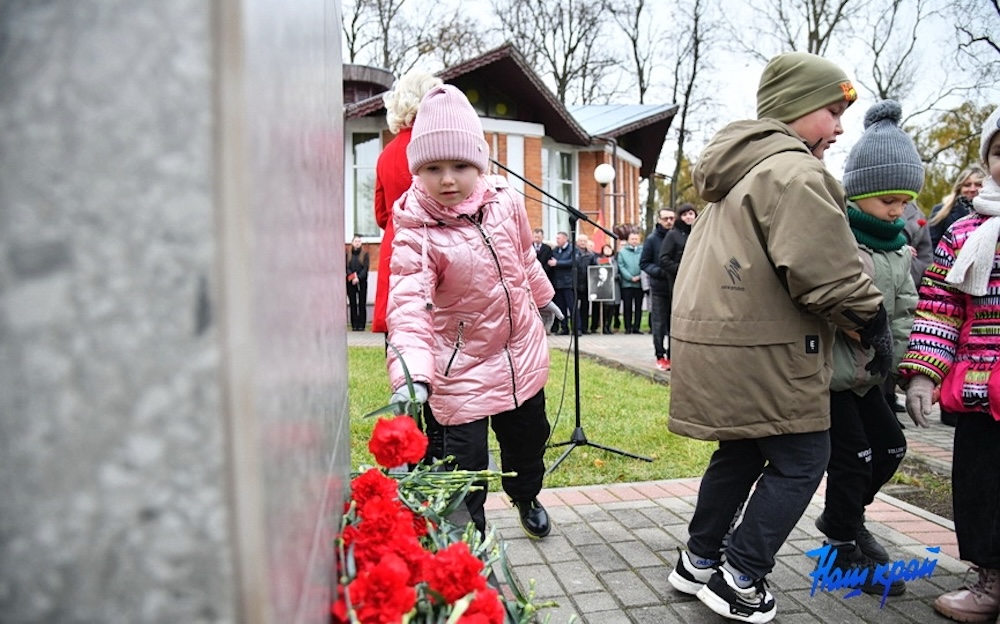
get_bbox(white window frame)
[344,119,385,243]
[541,141,578,240]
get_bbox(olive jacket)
[668,119,884,441]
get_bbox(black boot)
[513,498,551,539]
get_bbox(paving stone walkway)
[349,329,966,623]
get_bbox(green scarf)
[846,204,906,251]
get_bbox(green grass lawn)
[348,346,714,488]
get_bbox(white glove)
[390,382,429,414]
[539,300,565,331]
[904,375,934,428]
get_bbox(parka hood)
[693,119,812,203]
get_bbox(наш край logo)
[806,543,939,607]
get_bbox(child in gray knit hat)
[815,99,924,598]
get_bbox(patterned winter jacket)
[386,175,554,425]
[899,213,1000,421]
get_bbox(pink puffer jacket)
[386,174,554,425]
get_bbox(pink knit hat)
[407,85,489,174]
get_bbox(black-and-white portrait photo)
[588,265,616,302]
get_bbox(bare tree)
[911,101,992,213]
[415,15,495,69]
[667,0,714,210]
[341,0,439,76]
[491,0,618,104]
[342,0,373,63]
[733,0,869,61]
[855,0,926,101]
[609,0,660,104]
[952,0,1000,85]
[367,0,408,71]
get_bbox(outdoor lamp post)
[594,162,615,188]
[593,163,617,247]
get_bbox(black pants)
[621,288,643,332]
[552,287,574,333]
[576,290,591,333]
[687,431,830,580]
[649,290,671,358]
[821,387,906,541]
[422,390,551,533]
[589,301,619,331]
[347,282,367,330]
[954,411,1000,567]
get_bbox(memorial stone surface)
[0,2,347,622]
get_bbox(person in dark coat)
[573,233,597,335]
[658,203,697,285]
[533,228,554,283]
[640,208,674,370]
[548,231,575,334]
[346,235,370,331]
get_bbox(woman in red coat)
[371,70,443,334]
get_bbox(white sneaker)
[668,549,719,595]
[697,567,776,623]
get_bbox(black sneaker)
[815,513,891,565]
[668,548,719,595]
[827,543,906,597]
[513,498,551,539]
[697,567,776,623]
[856,523,890,564]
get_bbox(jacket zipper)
[444,321,465,377]
[462,214,519,405]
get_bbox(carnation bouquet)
[332,350,557,624]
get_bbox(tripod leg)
[545,442,579,475]
[585,441,654,462]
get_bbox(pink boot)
[934,567,1000,623]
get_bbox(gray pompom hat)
[842,100,924,200]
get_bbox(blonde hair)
[930,164,988,226]
[383,70,443,134]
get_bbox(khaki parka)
[667,119,884,441]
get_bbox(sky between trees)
[344,0,1000,212]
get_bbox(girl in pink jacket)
[901,105,1000,623]
[385,85,561,539]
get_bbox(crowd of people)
[349,52,1000,624]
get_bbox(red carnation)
[346,553,417,623]
[347,498,419,570]
[369,416,429,469]
[918,218,927,227]
[387,532,432,585]
[459,588,506,624]
[423,542,488,604]
[350,468,399,508]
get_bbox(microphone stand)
[490,159,653,474]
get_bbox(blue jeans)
[687,431,830,580]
